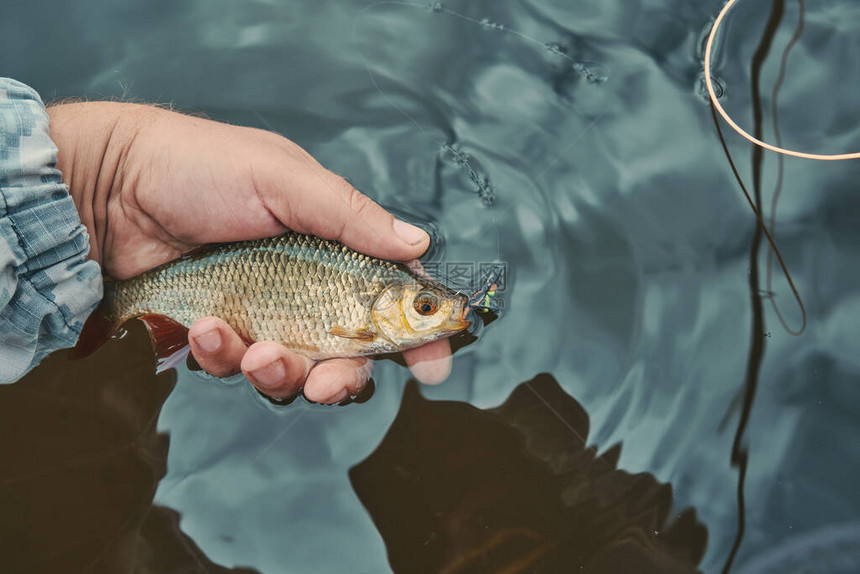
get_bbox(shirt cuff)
[0,78,103,384]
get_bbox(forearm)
[0,79,103,383]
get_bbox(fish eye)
[413,291,439,316]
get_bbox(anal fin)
[137,314,191,373]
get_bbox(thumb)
[260,146,430,262]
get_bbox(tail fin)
[71,278,191,372]
[70,310,191,374]
[71,278,120,360]
[71,304,119,360]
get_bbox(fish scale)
[94,232,470,360]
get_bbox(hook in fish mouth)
[467,265,505,312]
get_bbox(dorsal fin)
[177,243,220,262]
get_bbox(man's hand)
[48,102,452,403]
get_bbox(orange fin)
[138,314,191,373]
[71,308,119,360]
[328,325,376,341]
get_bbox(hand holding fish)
[48,102,456,403]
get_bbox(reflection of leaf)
[0,322,258,574]
[350,373,707,574]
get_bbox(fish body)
[88,232,470,362]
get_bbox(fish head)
[370,282,471,349]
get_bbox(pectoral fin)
[329,325,376,341]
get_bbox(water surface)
[2,0,860,572]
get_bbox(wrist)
[47,102,150,265]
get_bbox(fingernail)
[327,388,349,404]
[195,329,221,353]
[393,219,428,246]
[250,359,286,389]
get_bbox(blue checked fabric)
[0,78,102,383]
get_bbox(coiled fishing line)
[705,0,860,160]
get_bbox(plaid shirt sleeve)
[0,78,103,383]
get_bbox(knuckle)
[341,179,373,215]
[330,180,379,242]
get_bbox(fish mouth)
[443,302,472,332]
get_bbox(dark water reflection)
[0,326,257,573]
[3,336,707,573]
[3,0,860,572]
[351,374,707,573]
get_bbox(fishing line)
[765,0,806,335]
[356,1,606,84]
[709,99,807,338]
[352,1,605,303]
[719,5,787,573]
[353,5,627,481]
[710,2,811,572]
[705,0,809,336]
[705,0,860,160]
[352,2,504,301]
